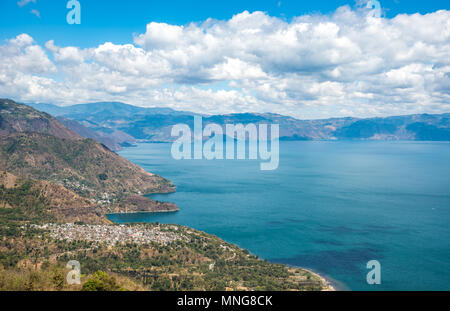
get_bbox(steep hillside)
[0,99,80,140]
[0,99,177,213]
[0,132,175,205]
[0,171,107,225]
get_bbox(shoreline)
[300,268,340,291]
[107,212,341,291]
[106,210,341,291]
[108,209,179,215]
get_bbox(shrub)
[82,271,123,291]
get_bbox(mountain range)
[27,102,450,144]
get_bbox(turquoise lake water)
[108,141,450,291]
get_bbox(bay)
[108,141,450,291]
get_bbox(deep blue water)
[108,141,450,291]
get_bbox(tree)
[82,271,123,291]
[52,270,64,290]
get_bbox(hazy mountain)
[26,101,450,142]
[27,101,194,119]
[56,116,136,151]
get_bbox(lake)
[108,141,450,290]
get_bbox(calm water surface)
[108,141,450,290]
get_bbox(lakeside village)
[32,223,188,246]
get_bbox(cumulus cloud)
[1,5,450,119]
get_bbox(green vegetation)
[0,187,325,291]
[82,271,123,291]
[0,216,325,291]
[0,179,55,238]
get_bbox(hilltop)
[0,99,81,140]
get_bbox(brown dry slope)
[0,170,108,224]
[0,99,81,140]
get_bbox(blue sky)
[1,0,448,48]
[0,0,449,118]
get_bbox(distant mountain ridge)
[28,102,194,118]
[26,101,450,142]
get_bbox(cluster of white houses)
[36,223,186,245]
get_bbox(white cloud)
[45,40,86,64]
[1,6,450,119]
[1,34,55,75]
[30,9,40,18]
[17,0,36,7]
[134,22,184,50]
